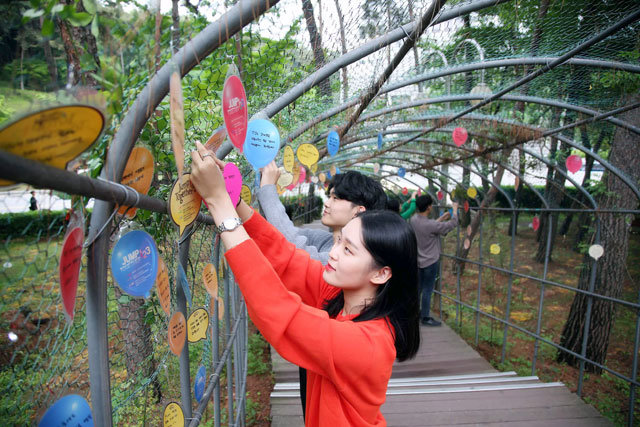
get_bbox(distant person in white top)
[410,195,458,326]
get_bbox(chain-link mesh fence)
[1,0,639,425]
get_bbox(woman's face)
[321,189,362,229]
[323,217,380,290]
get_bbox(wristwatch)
[214,217,243,234]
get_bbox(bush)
[280,195,323,223]
[0,210,68,240]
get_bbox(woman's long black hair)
[323,210,420,361]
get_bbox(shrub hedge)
[0,210,68,240]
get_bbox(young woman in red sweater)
[190,142,420,426]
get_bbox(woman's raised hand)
[190,141,229,208]
[260,161,280,187]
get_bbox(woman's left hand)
[190,141,229,207]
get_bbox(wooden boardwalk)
[269,323,609,426]
[269,220,609,425]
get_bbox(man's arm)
[256,162,331,264]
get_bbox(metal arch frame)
[322,123,596,209]
[319,133,584,213]
[353,95,640,136]
[85,1,279,424]
[215,0,514,159]
[338,113,639,203]
[308,10,640,171]
[281,57,640,147]
[451,38,486,84]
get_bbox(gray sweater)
[256,184,333,265]
[410,213,458,268]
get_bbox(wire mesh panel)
[1,0,639,425]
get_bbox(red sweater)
[225,211,395,426]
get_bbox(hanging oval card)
[532,216,540,231]
[194,366,206,403]
[170,174,202,236]
[187,308,209,343]
[297,143,319,168]
[283,145,295,173]
[437,191,444,201]
[202,263,218,298]
[467,187,478,199]
[60,226,84,323]
[39,394,93,427]
[163,402,184,427]
[327,130,340,157]
[118,146,154,218]
[156,257,171,317]
[168,312,186,356]
[452,127,468,147]
[243,119,280,169]
[398,167,406,178]
[223,162,242,207]
[111,230,158,298]
[566,154,582,173]
[377,133,383,150]
[240,184,252,205]
[0,105,105,186]
[222,74,248,152]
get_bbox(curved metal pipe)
[283,57,640,146]
[216,0,513,158]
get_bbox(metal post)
[178,237,192,420]
[577,219,601,395]
[532,211,553,375]
[500,210,518,364]
[85,199,114,427]
[224,268,234,425]
[475,214,483,347]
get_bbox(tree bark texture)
[301,0,331,97]
[333,0,348,102]
[115,287,162,400]
[557,96,640,371]
[57,0,99,87]
[456,162,508,274]
[534,140,568,263]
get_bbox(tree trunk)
[507,150,526,236]
[115,287,162,400]
[557,96,640,371]
[333,0,348,102]
[172,0,180,53]
[534,140,568,263]
[509,0,550,236]
[57,0,99,87]
[456,163,508,274]
[407,0,421,92]
[301,0,331,97]
[40,16,58,89]
[559,127,607,237]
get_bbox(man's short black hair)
[386,197,400,213]
[416,194,433,213]
[327,171,387,210]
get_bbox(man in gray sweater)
[256,161,387,419]
[410,195,459,326]
[257,161,387,264]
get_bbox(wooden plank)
[382,405,605,425]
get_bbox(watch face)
[222,218,236,229]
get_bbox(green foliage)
[281,195,323,223]
[0,209,67,240]
[248,331,270,376]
